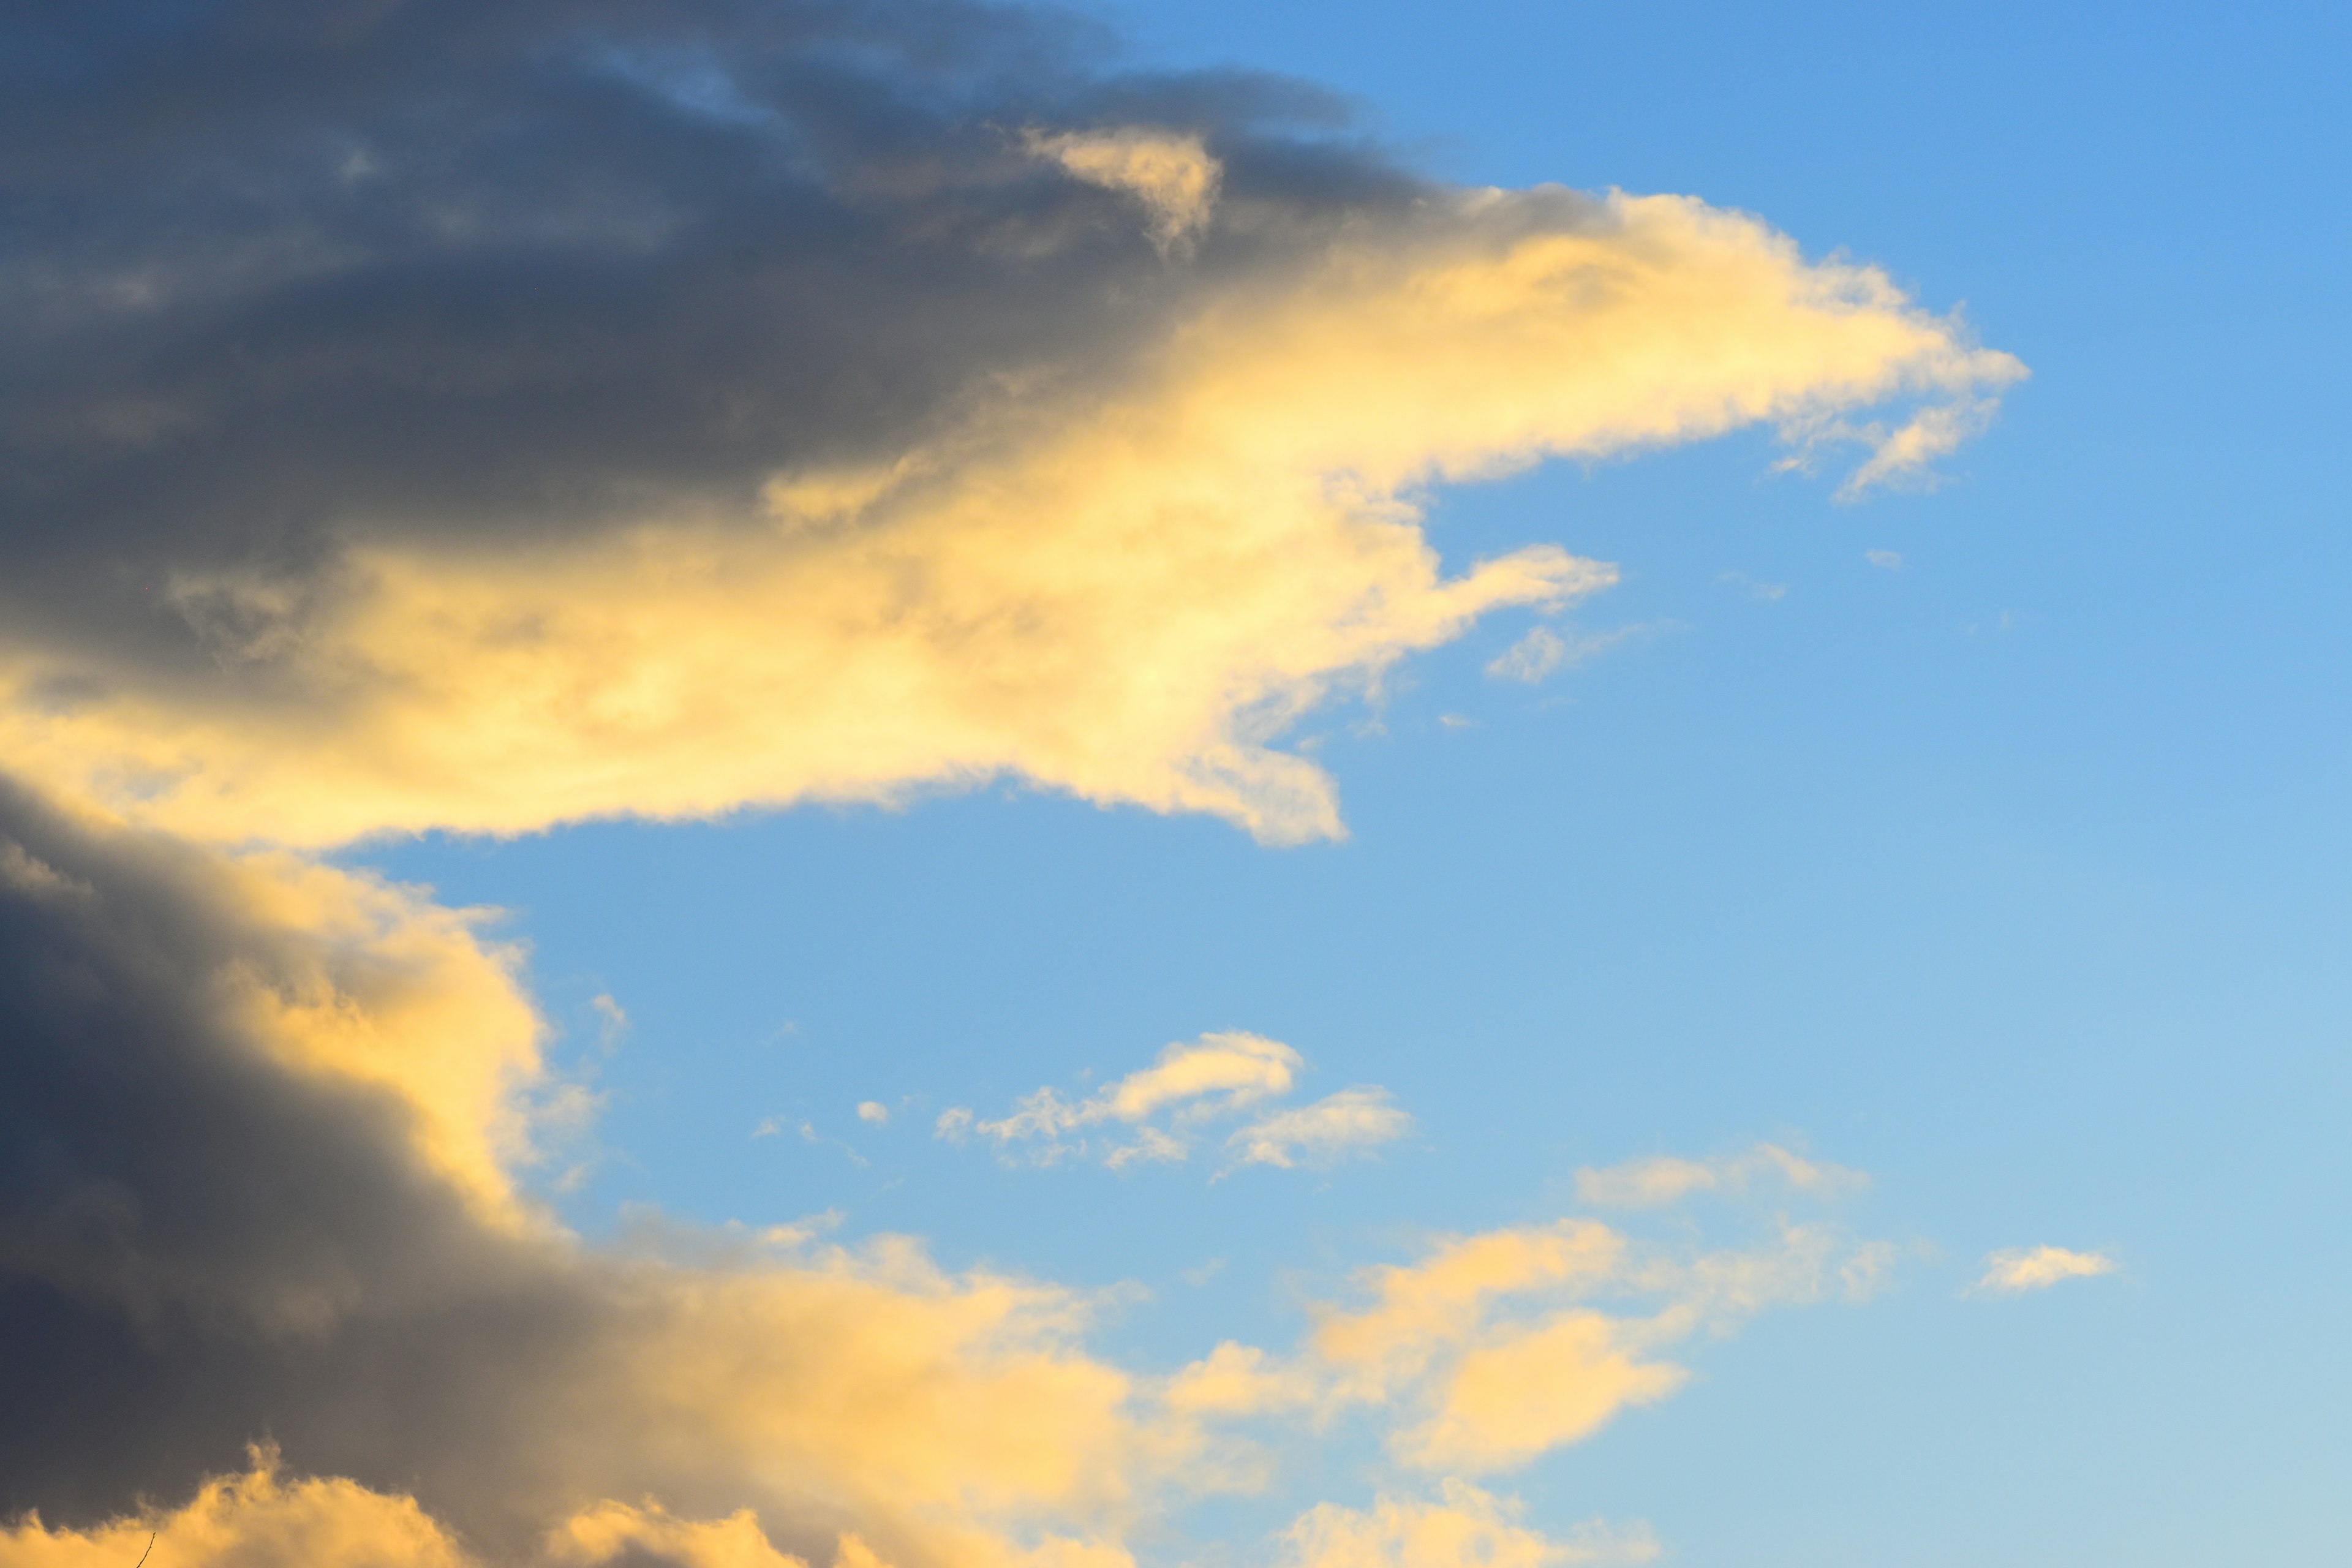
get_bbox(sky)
[1,4,2346,1568]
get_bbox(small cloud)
[1182,1257,1226,1287]
[755,1210,844,1250]
[1104,1126,1189,1169]
[1224,1087,1412,1172]
[590,993,629,1047]
[1973,1245,2117,1295]
[1024,126,1221,254]
[1574,1144,1866,1208]
[1864,549,1903,570]
[1485,622,1664,685]
[1840,1240,1901,1302]
[1836,395,2011,500]
[856,1101,890,1126]
[1719,571,1787,602]
[942,1033,1408,1178]
[1438,712,1477,729]
[753,1117,867,1166]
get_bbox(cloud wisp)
[937,1032,1409,1174]
[1973,1246,2119,1295]
[1573,1144,1869,1208]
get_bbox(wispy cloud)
[1225,1088,1414,1172]
[1485,623,1669,685]
[1719,571,1789,602]
[939,1032,1408,1174]
[1574,1144,1867,1208]
[1864,548,1904,570]
[1973,1245,2119,1295]
[1023,126,1223,254]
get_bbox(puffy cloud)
[1973,1246,2119,1295]
[0,785,1182,1566]
[0,789,1891,1552]
[1292,1216,1875,1472]
[0,1450,472,1568]
[1281,1483,1658,1568]
[1395,1314,1684,1471]
[0,39,2022,853]
[1572,1144,1867,1208]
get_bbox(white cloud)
[940,1033,1405,1176]
[1973,1245,2117,1295]
[1484,623,1663,685]
[1719,571,1789,602]
[856,1101,891,1126]
[1226,1088,1413,1171]
[1864,548,1904,570]
[1573,1144,1866,1208]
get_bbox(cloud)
[1282,1483,1659,1568]
[1280,1214,1876,1472]
[1973,1246,2119,1295]
[0,1449,476,1568]
[0,0,2020,854]
[1572,1144,1867,1208]
[1719,571,1789,602]
[0,791,1893,1562]
[1225,1088,1414,1170]
[1864,549,1904,570]
[858,1102,891,1126]
[940,1034,1405,1173]
[0,785,1177,1566]
[0,790,1899,1566]
[942,1031,1298,1161]
[1483,623,1664,685]
[1025,127,1223,254]
[0,4,2015,1562]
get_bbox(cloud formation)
[0,785,1890,1561]
[0,3,2019,852]
[0,4,2017,1566]
[1973,1246,2119,1295]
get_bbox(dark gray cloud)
[0,0,1414,676]
[0,777,574,1544]
[0,18,1415,1532]
[0,772,1144,1566]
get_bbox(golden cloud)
[0,189,2019,853]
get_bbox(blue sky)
[3,3,2345,1566]
[337,2,2352,1562]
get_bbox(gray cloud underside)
[0,778,607,1550]
[0,7,1436,1548]
[0,0,1418,679]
